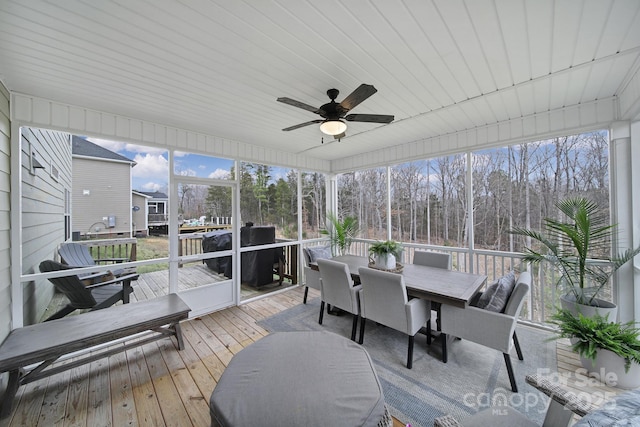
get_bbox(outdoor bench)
[0,293,190,418]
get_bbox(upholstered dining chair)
[439,271,531,392]
[301,245,331,304]
[358,267,431,369]
[316,258,361,341]
[413,250,452,331]
[413,251,452,270]
[39,260,137,321]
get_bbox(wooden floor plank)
[235,303,269,322]
[157,339,211,427]
[86,357,113,427]
[203,313,251,352]
[168,338,218,401]
[245,298,278,318]
[141,342,191,427]
[36,364,71,427]
[179,323,226,383]
[145,272,170,297]
[134,275,164,301]
[259,296,291,313]
[9,376,50,427]
[187,319,234,366]
[126,346,165,427]
[216,307,267,340]
[63,363,90,427]
[108,350,138,427]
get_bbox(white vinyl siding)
[72,158,132,237]
[21,127,72,325]
[0,82,11,388]
[132,192,148,235]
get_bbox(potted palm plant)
[368,240,402,270]
[320,212,359,256]
[509,197,640,318]
[550,309,640,389]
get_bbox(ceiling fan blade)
[282,120,323,131]
[277,97,319,113]
[339,84,377,112]
[345,113,394,124]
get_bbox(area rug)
[258,298,557,427]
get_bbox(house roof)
[1,1,639,166]
[72,136,135,164]
[137,191,168,200]
[132,190,152,199]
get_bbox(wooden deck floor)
[12,286,623,427]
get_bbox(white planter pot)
[580,349,640,390]
[560,294,617,320]
[560,294,618,345]
[374,253,396,270]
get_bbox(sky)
[86,137,288,193]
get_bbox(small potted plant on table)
[368,240,402,270]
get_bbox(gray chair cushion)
[476,271,516,312]
[305,245,332,263]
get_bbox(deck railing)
[178,234,298,284]
[148,213,169,224]
[80,237,137,262]
[81,236,613,327]
[349,238,614,327]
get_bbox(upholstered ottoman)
[210,331,391,427]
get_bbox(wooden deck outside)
[14,285,624,427]
[40,263,297,323]
[129,263,293,302]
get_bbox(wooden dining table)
[310,254,487,309]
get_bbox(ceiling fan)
[277,84,394,140]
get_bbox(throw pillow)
[476,271,516,312]
[306,246,332,263]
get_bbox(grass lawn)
[136,236,169,273]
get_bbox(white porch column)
[386,166,392,241]
[326,173,338,218]
[631,120,640,323]
[610,121,639,322]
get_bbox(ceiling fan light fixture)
[319,119,347,136]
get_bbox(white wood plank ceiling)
[1,0,639,164]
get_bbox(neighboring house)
[137,191,169,234]
[71,136,137,238]
[132,191,151,237]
